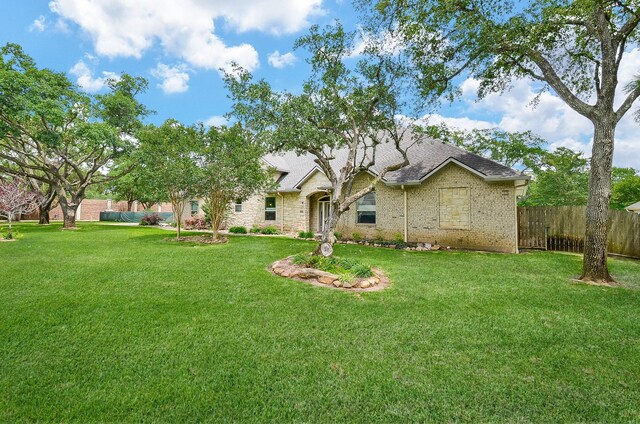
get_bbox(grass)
[1,222,639,422]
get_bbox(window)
[190,201,199,216]
[265,196,276,221]
[356,192,376,224]
[439,187,470,229]
[235,199,242,213]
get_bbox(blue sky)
[2,0,639,168]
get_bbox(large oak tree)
[367,0,640,283]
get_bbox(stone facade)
[226,163,518,253]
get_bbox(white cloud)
[49,0,324,73]
[349,28,404,58]
[69,59,118,92]
[268,51,297,69]
[423,114,496,132]
[29,15,47,32]
[151,63,190,94]
[453,67,640,168]
[203,115,228,127]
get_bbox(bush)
[374,229,384,242]
[298,231,314,239]
[393,232,404,243]
[352,231,362,242]
[260,226,278,235]
[291,253,373,279]
[250,226,261,233]
[229,226,248,234]
[184,215,208,230]
[140,213,163,226]
[334,231,342,240]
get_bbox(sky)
[1,0,639,169]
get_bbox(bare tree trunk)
[169,193,185,240]
[58,196,79,229]
[38,190,56,225]
[581,117,615,284]
[313,207,341,255]
[6,215,14,239]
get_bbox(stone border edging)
[270,256,389,291]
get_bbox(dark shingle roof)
[264,137,528,191]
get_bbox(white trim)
[293,166,324,189]
[420,158,487,182]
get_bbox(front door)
[318,196,331,233]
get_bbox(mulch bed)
[165,236,229,244]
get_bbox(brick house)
[225,138,530,253]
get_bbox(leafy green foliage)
[298,231,315,239]
[260,226,278,235]
[611,172,640,210]
[520,148,589,206]
[293,253,374,278]
[229,226,248,234]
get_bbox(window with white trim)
[264,197,276,221]
[235,199,242,213]
[356,192,376,224]
[190,201,199,216]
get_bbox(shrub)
[374,229,384,242]
[338,272,355,284]
[260,226,278,235]
[393,232,404,243]
[298,231,314,239]
[184,215,208,230]
[140,213,163,226]
[334,231,342,240]
[229,226,248,234]
[292,253,309,265]
[351,262,373,278]
[352,231,362,241]
[250,226,261,233]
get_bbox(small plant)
[250,226,261,233]
[338,273,355,284]
[184,215,208,230]
[351,262,373,278]
[292,253,309,265]
[298,231,314,239]
[260,226,278,235]
[229,226,248,234]
[140,213,163,226]
[334,231,342,240]
[393,232,404,244]
[352,231,362,242]
[374,229,384,242]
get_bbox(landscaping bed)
[165,235,228,244]
[271,254,388,290]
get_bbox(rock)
[273,267,285,275]
[370,276,380,285]
[424,243,432,250]
[431,244,440,251]
[360,279,371,289]
[319,276,335,285]
[333,280,342,287]
[404,247,412,251]
[295,269,317,279]
[417,243,424,248]
[388,244,396,249]
[342,281,353,288]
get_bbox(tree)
[519,147,590,206]
[368,0,640,283]
[198,124,274,239]
[137,120,201,239]
[426,125,546,171]
[0,158,56,224]
[611,169,640,209]
[0,177,40,239]
[0,44,149,229]
[107,158,160,211]
[225,22,422,254]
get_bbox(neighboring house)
[625,201,640,213]
[225,138,530,253]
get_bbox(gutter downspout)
[402,185,408,243]
[278,192,284,233]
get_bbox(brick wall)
[226,163,518,253]
[23,200,177,221]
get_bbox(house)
[626,201,640,213]
[225,138,530,253]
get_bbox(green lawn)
[1,223,639,422]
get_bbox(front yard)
[1,223,639,422]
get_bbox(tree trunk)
[6,215,13,239]
[313,207,341,256]
[58,196,79,229]
[581,117,615,284]
[38,192,55,225]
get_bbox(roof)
[626,201,640,211]
[264,136,529,192]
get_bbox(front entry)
[318,196,331,233]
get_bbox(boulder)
[359,279,371,289]
[319,276,335,285]
[332,280,342,287]
[342,281,353,288]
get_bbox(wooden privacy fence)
[518,206,640,258]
